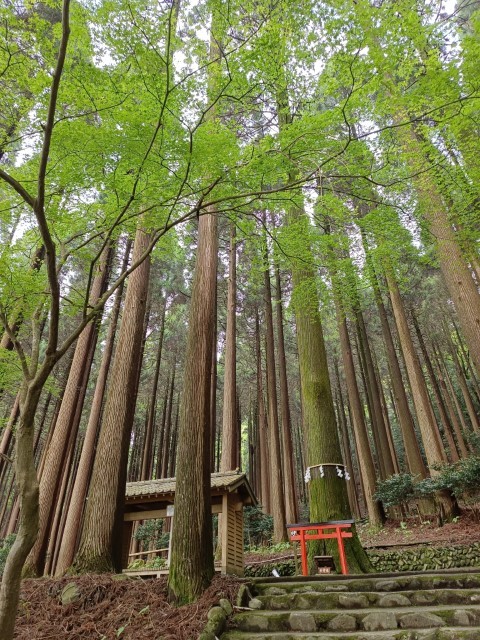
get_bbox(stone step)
[220,572,480,640]
[254,588,480,610]
[232,605,480,634]
[221,628,480,639]
[253,573,480,596]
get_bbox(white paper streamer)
[304,464,351,483]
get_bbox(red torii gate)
[286,520,354,576]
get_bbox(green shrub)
[244,506,273,548]
[375,457,480,511]
[244,560,295,577]
[434,455,480,498]
[466,431,480,455]
[134,519,169,549]
[0,534,16,576]
[374,473,415,508]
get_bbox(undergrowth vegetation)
[375,456,480,516]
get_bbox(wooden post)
[122,521,134,569]
[221,493,244,575]
[166,505,174,568]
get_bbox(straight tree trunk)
[168,401,180,478]
[43,437,76,576]
[33,392,52,464]
[275,266,298,523]
[74,229,151,573]
[372,353,401,475]
[210,284,218,472]
[451,318,480,403]
[336,303,384,527]
[448,336,480,433]
[386,270,458,517]
[355,309,396,478]
[333,362,361,519]
[277,76,371,569]
[0,471,15,537]
[255,310,270,513]
[0,396,19,478]
[433,346,469,458]
[56,238,131,576]
[156,374,170,479]
[354,331,383,479]
[162,366,176,478]
[167,209,217,603]
[364,241,429,482]
[26,247,111,576]
[411,313,458,462]
[401,125,480,378]
[220,224,237,472]
[263,238,287,543]
[141,300,167,480]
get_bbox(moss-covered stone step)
[232,605,480,633]
[253,573,480,596]
[254,588,480,610]
[221,628,480,640]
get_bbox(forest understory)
[1,0,480,638]
[12,513,480,640]
[13,574,242,640]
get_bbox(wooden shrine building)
[123,470,257,576]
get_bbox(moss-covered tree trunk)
[0,371,55,640]
[275,63,372,571]
[291,254,372,571]
[335,300,384,528]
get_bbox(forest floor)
[13,573,242,640]
[12,513,480,639]
[358,510,480,549]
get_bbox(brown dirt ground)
[14,573,243,640]
[358,512,480,549]
[12,514,480,639]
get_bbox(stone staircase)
[221,569,480,639]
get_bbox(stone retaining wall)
[367,542,480,573]
[244,543,480,577]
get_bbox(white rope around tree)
[304,463,351,484]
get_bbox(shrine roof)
[125,470,257,505]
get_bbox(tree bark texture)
[0,380,46,640]
[141,300,167,480]
[386,270,458,517]
[55,240,131,575]
[168,210,217,603]
[402,124,480,379]
[263,241,287,542]
[220,224,237,472]
[74,229,151,573]
[25,247,110,576]
[255,310,271,513]
[336,303,384,527]
[275,266,298,524]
